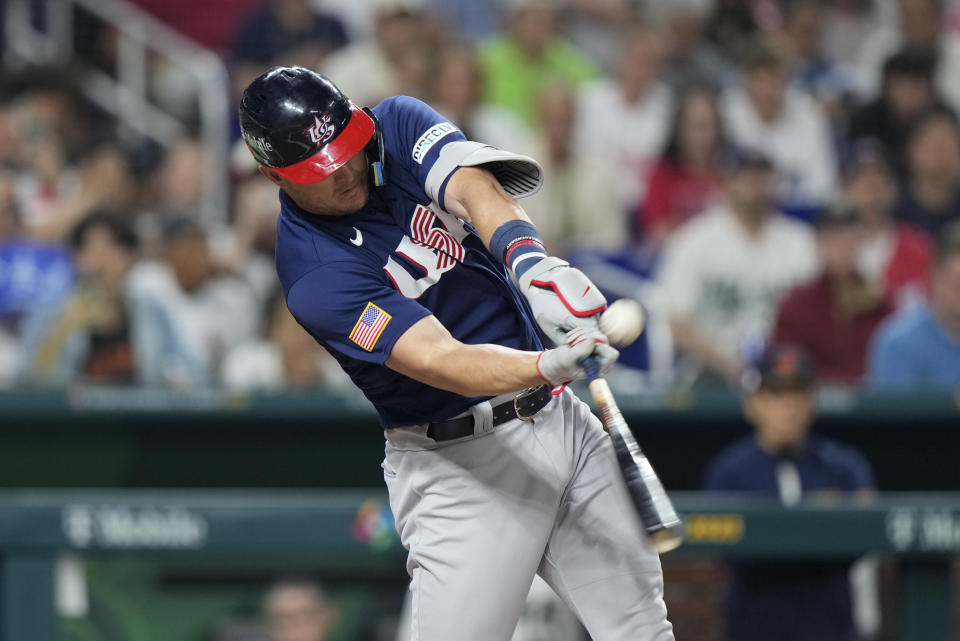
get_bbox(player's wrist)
[535,351,556,386]
[490,220,546,279]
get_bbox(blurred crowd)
[1,0,960,391]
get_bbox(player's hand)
[517,256,608,345]
[536,327,619,386]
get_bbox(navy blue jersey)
[275,96,544,428]
[703,434,874,495]
[703,435,875,641]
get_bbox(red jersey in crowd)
[878,224,934,306]
[774,273,894,384]
[640,160,722,238]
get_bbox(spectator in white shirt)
[572,26,673,217]
[125,218,260,386]
[722,39,838,218]
[657,149,819,384]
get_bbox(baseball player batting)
[239,67,675,641]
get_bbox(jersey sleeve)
[286,261,432,364]
[379,96,543,211]
[380,96,467,201]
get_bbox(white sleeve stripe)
[511,251,547,268]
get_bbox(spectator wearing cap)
[721,38,837,218]
[478,0,597,132]
[847,48,948,177]
[869,222,960,389]
[843,139,934,307]
[656,149,818,384]
[773,203,894,385]
[572,25,672,218]
[703,343,876,641]
[893,108,960,238]
[640,86,726,248]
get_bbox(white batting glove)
[536,327,619,386]
[518,256,608,346]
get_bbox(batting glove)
[536,327,619,386]
[518,256,608,346]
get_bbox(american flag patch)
[349,302,392,352]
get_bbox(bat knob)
[649,524,685,554]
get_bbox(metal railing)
[3,0,231,227]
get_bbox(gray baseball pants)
[383,387,676,641]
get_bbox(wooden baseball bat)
[582,357,684,554]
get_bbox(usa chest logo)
[384,205,468,299]
[306,113,336,145]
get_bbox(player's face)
[263,151,370,217]
[746,389,815,454]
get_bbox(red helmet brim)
[271,103,375,185]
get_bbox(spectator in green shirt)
[478,0,597,130]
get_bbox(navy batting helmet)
[239,67,376,184]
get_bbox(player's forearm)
[443,167,532,247]
[391,341,544,397]
[387,316,545,396]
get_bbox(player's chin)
[345,182,370,212]
[340,188,369,214]
[321,185,369,216]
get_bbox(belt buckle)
[513,386,541,421]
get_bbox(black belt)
[426,385,553,442]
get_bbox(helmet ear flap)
[363,107,386,187]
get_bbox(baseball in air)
[599,299,646,346]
